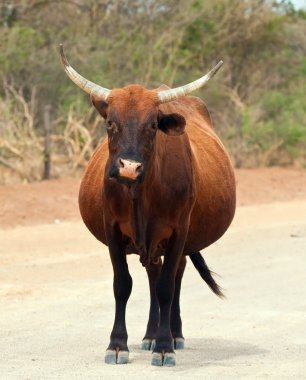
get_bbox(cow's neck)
[129,184,148,266]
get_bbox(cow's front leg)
[141,257,162,351]
[105,224,132,365]
[152,227,187,366]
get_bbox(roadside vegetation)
[0,0,305,183]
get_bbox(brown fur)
[79,86,236,257]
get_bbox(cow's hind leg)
[171,255,186,350]
[141,257,162,351]
[105,225,133,365]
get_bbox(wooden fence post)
[43,104,52,180]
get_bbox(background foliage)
[0,0,305,182]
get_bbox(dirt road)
[0,169,306,379]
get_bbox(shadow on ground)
[129,337,266,367]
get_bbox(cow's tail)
[189,252,225,298]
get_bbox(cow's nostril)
[119,158,124,168]
[136,163,143,172]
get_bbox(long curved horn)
[59,44,111,101]
[157,61,223,104]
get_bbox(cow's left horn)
[59,44,111,101]
[157,61,223,104]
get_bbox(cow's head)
[90,86,187,184]
[59,44,223,185]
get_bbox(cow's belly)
[185,171,236,253]
[184,132,236,253]
[80,184,235,256]
[184,191,236,253]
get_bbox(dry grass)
[0,81,104,184]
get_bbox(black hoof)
[105,349,129,364]
[151,352,176,366]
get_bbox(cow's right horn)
[59,44,111,101]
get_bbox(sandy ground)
[1,167,306,229]
[0,168,306,379]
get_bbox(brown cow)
[59,45,236,367]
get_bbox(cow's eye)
[107,120,115,131]
[150,122,157,130]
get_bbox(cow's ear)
[91,95,108,119]
[158,112,186,136]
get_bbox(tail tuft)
[189,252,225,298]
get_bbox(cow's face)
[92,85,185,184]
